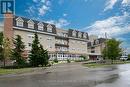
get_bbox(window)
[95,40,99,44]
[47,24,52,32]
[48,45,52,48]
[39,36,42,39]
[38,22,44,30]
[91,51,95,53]
[16,17,24,27]
[78,32,82,38]
[28,35,34,38]
[47,37,52,40]
[91,47,95,49]
[82,42,86,45]
[28,43,32,47]
[27,20,34,29]
[83,33,87,38]
[17,21,23,27]
[28,23,34,29]
[72,30,76,37]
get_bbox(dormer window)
[47,24,52,32]
[16,17,24,27]
[27,20,34,29]
[78,32,82,38]
[72,30,76,37]
[83,33,87,38]
[95,40,99,44]
[38,22,44,30]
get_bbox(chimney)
[4,14,14,46]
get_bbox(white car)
[120,56,128,60]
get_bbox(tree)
[128,54,130,60]
[0,32,11,67]
[102,38,122,63]
[29,33,50,67]
[43,49,49,66]
[0,32,4,61]
[29,33,40,67]
[39,45,49,66]
[11,35,25,67]
[3,38,11,67]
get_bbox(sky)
[0,0,130,53]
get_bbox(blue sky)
[0,0,130,53]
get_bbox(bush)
[67,59,71,63]
[128,54,130,60]
[80,55,87,61]
[53,58,58,63]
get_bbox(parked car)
[120,56,128,61]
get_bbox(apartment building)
[87,37,106,60]
[4,14,89,61]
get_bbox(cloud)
[38,5,50,16]
[122,0,130,5]
[104,0,118,11]
[26,0,51,16]
[25,6,35,15]
[46,18,70,28]
[63,13,67,17]
[83,12,130,38]
[32,0,38,3]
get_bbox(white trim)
[69,37,88,42]
[13,27,56,36]
[87,53,101,56]
[38,22,44,26]
[78,32,82,38]
[38,22,44,30]
[72,30,76,37]
[47,24,52,32]
[27,19,34,24]
[16,17,24,22]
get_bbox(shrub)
[67,59,71,63]
[80,55,87,61]
[53,58,58,63]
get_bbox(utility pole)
[105,32,108,60]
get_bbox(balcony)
[56,33,69,40]
[55,40,69,47]
[55,47,69,52]
[55,43,69,47]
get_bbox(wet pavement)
[0,63,130,87]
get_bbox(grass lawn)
[0,68,36,75]
[83,61,130,68]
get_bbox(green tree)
[128,54,130,60]
[29,33,40,67]
[0,32,11,67]
[39,45,49,66]
[0,32,4,61]
[29,33,50,67]
[3,38,11,67]
[43,49,49,66]
[11,35,25,67]
[102,38,122,63]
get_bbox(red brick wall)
[4,14,14,46]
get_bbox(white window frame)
[27,20,34,29]
[38,22,44,30]
[47,24,52,32]
[72,30,76,37]
[83,33,86,38]
[16,17,24,27]
[78,32,82,38]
